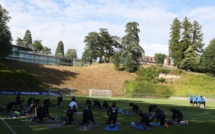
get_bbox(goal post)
[89,89,112,98]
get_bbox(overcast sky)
[1,0,215,58]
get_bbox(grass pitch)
[0,95,215,134]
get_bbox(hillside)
[2,60,215,98]
[2,60,136,96]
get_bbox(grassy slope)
[1,60,136,96]
[167,71,215,97]
[1,60,215,97]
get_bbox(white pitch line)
[0,117,16,134]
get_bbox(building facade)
[5,45,73,66]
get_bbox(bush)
[125,81,174,97]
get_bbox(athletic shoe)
[164,122,169,128]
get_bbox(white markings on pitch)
[0,116,16,134]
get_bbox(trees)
[180,19,204,71]
[154,53,167,65]
[121,22,144,72]
[82,29,121,64]
[169,17,204,70]
[16,37,23,46]
[168,18,181,67]
[0,5,12,58]
[55,41,64,57]
[200,38,215,76]
[42,46,52,55]
[31,40,43,53]
[83,32,100,64]
[192,20,204,54]
[22,30,32,48]
[65,49,77,60]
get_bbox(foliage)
[154,53,167,65]
[41,46,52,55]
[112,52,121,70]
[55,41,64,57]
[83,32,101,64]
[135,66,169,83]
[169,17,204,71]
[192,20,204,53]
[125,81,174,97]
[22,29,32,48]
[31,40,43,53]
[180,45,199,71]
[168,18,181,67]
[200,38,215,76]
[83,29,121,64]
[65,49,77,60]
[16,37,23,46]
[120,22,144,72]
[0,5,12,58]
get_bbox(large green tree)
[0,5,12,58]
[16,37,23,46]
[42,46,51,55]
[22,29,32,48]
[168,18,181,67]
[180,45,199,71]
[55,41,64,57]
[31,40,43,53]
[65,49,77,60]
[192,20,204,54]
[180,20,204,71]
[121,22,144,72]
[180,17,192,60]
[83,32,101,64]
[154,53,167,65]
[200,38,215,76]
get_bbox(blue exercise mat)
[149,122,165,127]
[172,121,188,125]
[118,109,135,115]
[130,122,151,130]
[105,124,119,131]
[76,112,83,114]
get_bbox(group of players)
[3,95,60,122]
[66,98,188,129]
[189,95,206,108]
[3,95,188,130]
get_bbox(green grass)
[0,95,215,134]
[169,72,215,97]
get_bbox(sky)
[1,0,215,58]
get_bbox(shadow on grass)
[1,59,78,87]
[1,95,215,134]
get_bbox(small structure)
[141,56,157,65]
[163,56,170,66]
[73,59,82,67]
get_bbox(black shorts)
[140,118,150,126]
[190,100,193,103]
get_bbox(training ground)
[0,95,215,134]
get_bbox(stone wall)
[159,73,180,79]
